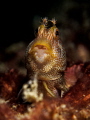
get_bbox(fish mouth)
[34,45,47,50]
[34,45,49,63]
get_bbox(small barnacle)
[72,115,77,120]
[0,99,7,104]
[60,104,66,109]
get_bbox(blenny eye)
[46,21,53,29]
[55,29,59,36]
[55,30,59,36]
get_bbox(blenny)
[24,18,68,99]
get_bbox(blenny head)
[37,18,60,41]
[28,18,60,63]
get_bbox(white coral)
[22,74,43,102]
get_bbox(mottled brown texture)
[0,63,90,120]
[0,103,17,120]
[25,18,67,98]
[64,63,90,108]
[0,69,26,102]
